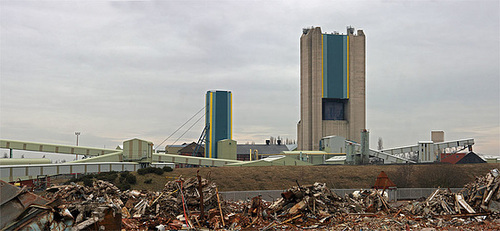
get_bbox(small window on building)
[322,98,346,120]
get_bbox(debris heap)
[463,168,500,213]
[269,182,343,218]
[406,189,460,216]
[154,176,218,218]
[405,169,500,218]
[4,169,500,230]
[45,180,124,230]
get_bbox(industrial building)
[236,142,293,161]
[0,138,241,184]
[320,130,475,165]
[297,26,366,151]
[205,90,234,159]
[0,26,486,187]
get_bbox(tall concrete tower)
[297,27,366,151]
[205,90,232,158]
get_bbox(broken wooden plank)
[456,194,476,214]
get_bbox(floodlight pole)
[75,132,81,160]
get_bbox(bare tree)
[377,137,383,150]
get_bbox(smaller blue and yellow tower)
[205,90,232,158]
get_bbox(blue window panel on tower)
[323,34,348,99]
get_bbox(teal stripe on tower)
[205,90,232,158]
[322,34,349,99]
[227,92,232,140]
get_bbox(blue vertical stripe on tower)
[342,36,348,98]
[322,34,349,99]
[228,92,232,140]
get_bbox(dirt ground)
[131,163,500,192]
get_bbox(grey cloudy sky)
[1,0,499,156]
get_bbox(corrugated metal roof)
[225,155,312,167]
[0,158,51,165]
[261,155,286,162]
[0,139,118,156]
[237,144,290,155]
[286,144,297,151]
[326,156,346,161]
[479,154,500,160]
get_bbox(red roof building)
[440,152,486,164]
[440,153,467,164]
[373,171,396,189]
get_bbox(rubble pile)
[45,176,237,230]
[406,189,460,216]
[345,189,392,213]
[46,180,121,201]
[13,168,498,230]
[463,168,500,213]
[260,183,399,229]
[268,182,343,218]
[404,168,500,218]
[127,176,226,229]
[45,180,124,230]
[154,176,219,218]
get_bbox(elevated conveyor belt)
[368,149,416,164]
[346,141,416,164]
[153,153,243,167]
[380,138,474,162]
[381,139,474,155]
[0,139,118,156]
[0,162,139,182]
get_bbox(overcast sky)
[1,0,499,158]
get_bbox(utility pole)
[75,132,81,160]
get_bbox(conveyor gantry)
[345,141,416,164]
[380,138,474,163]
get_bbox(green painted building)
[217,139,237,160]
[122,138,153,162]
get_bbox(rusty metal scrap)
[0,180,73,231]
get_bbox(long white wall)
[0,162,139,182]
